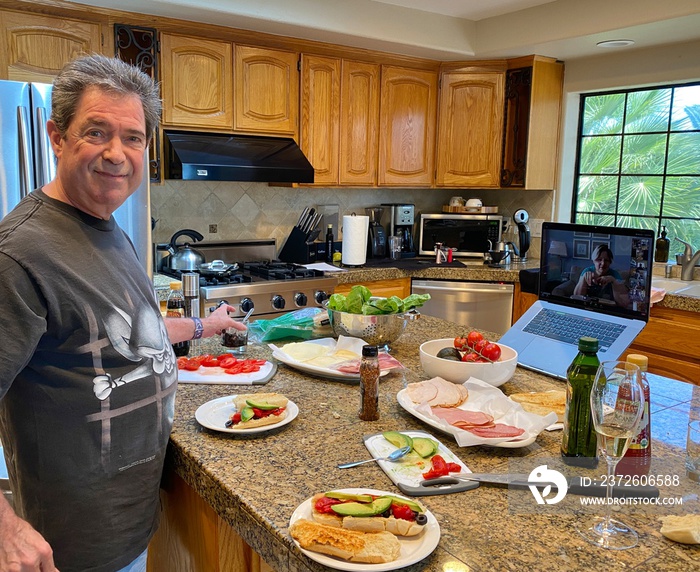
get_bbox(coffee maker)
[365,207,386,258]
[382,203,415,258]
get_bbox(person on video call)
[573,244,630,307]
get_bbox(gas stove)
[159,240,336,319]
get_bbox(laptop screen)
[539,223,655,322]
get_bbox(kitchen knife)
[297,207,310,229]
[421,473,660,498]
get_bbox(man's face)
[47,86,148,220]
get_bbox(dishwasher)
[411,279,514,334]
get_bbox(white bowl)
[419,338,518,387]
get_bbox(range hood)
[163,129,315,183]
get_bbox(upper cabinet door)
[378,66,438,187]
[300,54,340,185]
[0,12,101,82]
[234,45,298,137]
[340,60,380,186]
[436,70,505,187]
[160,34,233,130]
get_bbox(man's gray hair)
[51,54,161,139]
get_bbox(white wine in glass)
[576,360,644,550]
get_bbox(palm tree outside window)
[573,82,700,249]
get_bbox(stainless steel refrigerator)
[0,80,153,277]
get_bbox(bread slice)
[660,515,700,544]
[290,518,401,563]
[509,390,565,422]
[233,392,288,410]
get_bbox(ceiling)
[68,0,700,61]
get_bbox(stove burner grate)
[244,261,322,281]
[160,268,251,287]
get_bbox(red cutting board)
[177,361,277,385]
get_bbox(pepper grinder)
[182,272,201,349]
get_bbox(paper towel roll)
[341,215,369,266]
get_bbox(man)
[0,55,244,572]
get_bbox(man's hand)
[0,501,58,572]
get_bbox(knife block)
[278,227,317,263]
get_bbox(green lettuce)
[327,285,430,315]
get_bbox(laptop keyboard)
[522,308,625,351]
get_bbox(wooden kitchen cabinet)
[436,63,506,187]
[160,33,234,130]
[622,305,700,384]
[335,277,411,299]
[378,66,438,186]
[0,11,101,82]
[340,60,380,186]
[512,282,538,324]
[300,56,380,186]
[300,54,340,185]
[501,55,564,189]
[234,45,299,137]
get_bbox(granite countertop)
[152,260,700,312]
[167,316,700,572]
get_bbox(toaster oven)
[418,213,504,257]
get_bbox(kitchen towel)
[341,214,369,266]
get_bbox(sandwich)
[290,518,401,563]
[311,491,427,537]
[225,392,288,429]
[509,390,566,422]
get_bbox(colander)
[324,303,420,348]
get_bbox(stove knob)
[294,292,308,307]
[272,295,286,310]
[240,298,255,313]
[211,300,230,313]
[314,290,330,304]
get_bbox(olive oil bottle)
[561,336,600,468]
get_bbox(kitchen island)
[148,314,700,572]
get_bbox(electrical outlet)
[531,219,545,237]
[209,224,218,233]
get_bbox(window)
[572,82,700,249]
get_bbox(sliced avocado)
[331,496,392,517]
[380,495,425,513]
[240,406,255,422]
[412,437,439,458]
[382,431,414,450]
[246,399,279,411]
[325,491,373,503]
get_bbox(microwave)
[418,213,504,257]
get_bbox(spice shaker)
[359,345,380,421]
[182,272,201,348]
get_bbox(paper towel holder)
[341,212,369,268]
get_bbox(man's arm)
[163,303,245,344]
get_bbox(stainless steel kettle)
[167,229,205,271]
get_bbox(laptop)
[499,222,654,380]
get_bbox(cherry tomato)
[481,342,502,362]
[467,331,484,348]
[391,503,415,521]
[314,496,343,514]
[454,336,469,351]
[461,352,479,362]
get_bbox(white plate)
[397,385,539,449]
[289,488,440,571]
[195,395,298,434]
[271,338,390,382]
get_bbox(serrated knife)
[420,473,659,498]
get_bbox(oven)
[418,213,504,257]
[159,239,336,320]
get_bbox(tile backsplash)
[151,180,553,259]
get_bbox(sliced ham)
[431,407,494,427]
[334,352,404,374]
[465,423,525,439]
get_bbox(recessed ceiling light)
[596,39,635,48]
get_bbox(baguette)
[311,493,427,537]
[290,518,401,563]
[660,515,700,544]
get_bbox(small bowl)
[419,338,518,387]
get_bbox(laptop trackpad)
[519,341,575,380]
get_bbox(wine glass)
[576,360,644,550]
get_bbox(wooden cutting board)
[178,361,277,385]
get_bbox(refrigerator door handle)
[35,106,54,188]
[17,105,34,199]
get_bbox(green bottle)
[561,336,600,468]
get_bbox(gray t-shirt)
[0,190,177,572]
